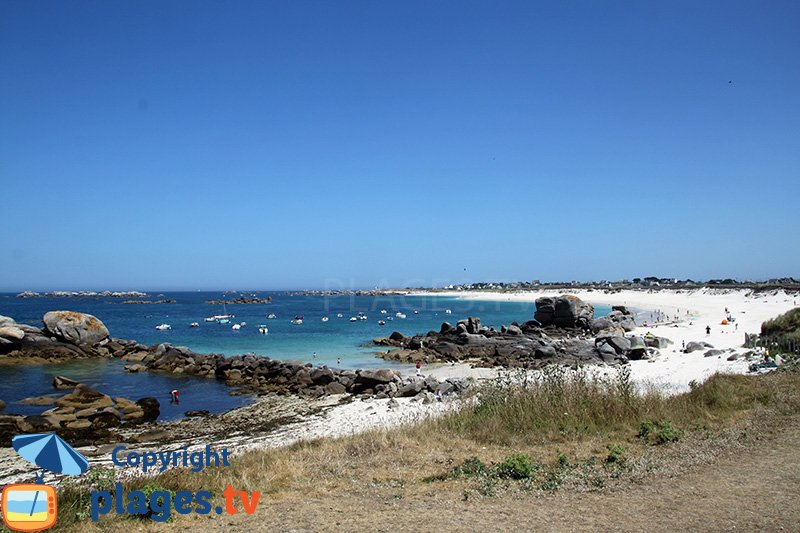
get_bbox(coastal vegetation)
[761,307,800,347]
[48,365,800,531]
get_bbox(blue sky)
[1,1,798,290]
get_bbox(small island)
[205,296,272,305]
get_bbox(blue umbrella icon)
[12,433,89,483]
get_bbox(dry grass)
[40,367,800,532]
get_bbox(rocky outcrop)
[592,308,637,333]
[375,312,629,369]
[535,295,594,329]
[0,383,159,447]
[0,313,115,361]
[685,341,714,353]
[43,311,109,346]
[205,297,272,305]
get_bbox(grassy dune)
[40,365,800,532]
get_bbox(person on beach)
[416,361,422,376]
[313,351,317,359]
[706,325,711,335]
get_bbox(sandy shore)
[416,288,798,391]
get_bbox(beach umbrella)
[12,433,89,479]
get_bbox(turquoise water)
[0,292,610,419]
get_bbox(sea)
[0,292,610,420]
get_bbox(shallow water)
[0,358,251,420]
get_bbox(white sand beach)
[418,288,798,392]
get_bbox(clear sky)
[1,1,798,291]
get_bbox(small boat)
[267,313,277,319]
[414,310,419,314]
[336,313,343,318]
[190,322,199,328]
[155,323,171,331]
[321,316,329,322]
[386,316,394,321]
[204,317,216,322]
[240,322,246,326]
[212,300,235,322]
[291,315,304,325]
[445,309,452,314]
[359,315,367,321]
[349,317,358,322]
[232,323,241,330]
[378,320,385,326]
[396,312,406,319]
[380,309,388,314]
[258,325,269,334]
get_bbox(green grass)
[435,366,800,447]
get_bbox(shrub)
[639,419,682,445]
[497,453,539,480]
[605,443,625,464]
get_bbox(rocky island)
[205,296,272,305]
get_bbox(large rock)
[356,369,397,386]
[553,296,594,329]
[592,310,636,333]
[54,384,113,409]
[0,325,25,341]
[534,297,556,325]
[53,376,80,390]
[534,345,557,359]
[644,335,672,349]
[324,382,347,395]
[599,336,631,355]
[536,295,593,329]
[685,341,713,353]
[42,311,109,346]
[136,397,160,422]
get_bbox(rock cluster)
[534,295,595,329]
[205,297,272,305]
[0,312,112,360]
[0,383,158,447]
[120,343,471,400]
[375,297,670,368]
[591,305,637,333]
